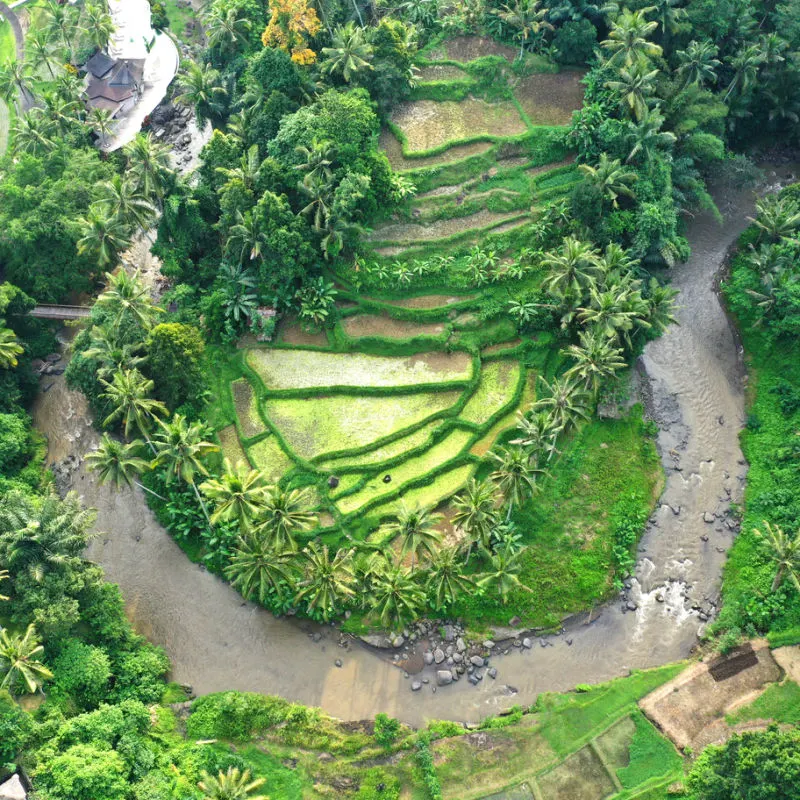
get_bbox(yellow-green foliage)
[217,424,248,466]
[460,360,522,425]
[264,391,462,460]
[246,434,294,481]
[247,348,472,390]
[319,420,443,470]
[336,429,474,515]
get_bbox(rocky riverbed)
[30,164,798,726]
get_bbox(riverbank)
[30,165,797,726]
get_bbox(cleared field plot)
[364,294,474,309]
[247,348,472,390]
[329,472,363,499]
[368,210,525,244]
[440,35,517,63]
[593,716,635,773]
[535,745,616,800]
[340,314,446,340]
[319,420,443,470]
[354,460,476,519]
[380,129,492,171]
[231,379,266,439]
[515,72,585,126]
[391,98,526,153]
[337,428,474,515]
[460,360,522,426]
[246,434,294,482]
[217,424,248,466]
[276,317,329,347]
[265,391,462,460]
[417,63,468,81]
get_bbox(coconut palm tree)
[724,44,765,102]
[676,39,721,88]
[0,328,23,369]
[644,278,678,335]
[200,460,271,528]
[578,153,637,208]
[94,175,157,232]
[477,545,529,604]
[425,545,474,610]
[320,22,374,83]
[601,7,661,67]
[123,133,175,205]
[492,0,551,59]
[0,62,35,113]
[216,144,262,199]
[368,558,426,629]
[298,174,333,231]
[95,270,161,331]
[384,503,442,573]
[562,329,627,394]
[754,521,800,593]
[294,138,336,184]
[11,111,55,156]
[512,408,562,458]
[254,486,317,550]
[224,532,297,604]
[750,195,800,242]
[532,375,591,434]
[175,62,228,129]
[83,327,147,380]
[294,541,356,621]
[0,625,53,696]
[152,415,219,525]
[26,28,58,79]
[649,0,687,51]
[87,107,115,149]
[606,62,659,121]
[101,369,168,444]
[0,570,8,602]
[226,211,268,266]
[489,446,541,520]
[76,210,131,270]
[41,91,81,137]
[204,5,252,57]
[42,0,79,61]
[624,108,676,165]
[86,434,151,491]
[451,479,501,557]
[541,237,601,300]
[0,490,96,585]
[578,284,640,344]
[198,767,267,800]
[84,1,115,51]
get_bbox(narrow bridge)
[30,304,92,321]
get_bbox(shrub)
[41,743,129,800]
[355,767,401,800]
[0,412,31,473]
[0,689,32,762]
[53,639,112,710]
[186,692,291,741]
[374,713,401,748]
[553,20,597,66]
[145,323,206,412]
[111,644,170,705]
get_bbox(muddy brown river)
[31,166,796,726]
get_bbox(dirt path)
[32,166,796,727]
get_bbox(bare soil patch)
[217,424,248,466]
[369,210,524,244]
[231,378,266,439]
[514,72,585,126]
[535,744,616,800]
[390,98,526,153]
[443,35,517,63]
[364,294,474,309]
[639,641,781,751]
[417,63,468,81]
[277,316,328,347]
[341,314,446,340]
[482,339,522,355]
[379,129,492,171]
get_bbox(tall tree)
[100,369,168,444]
[384,503,442,573]
[0,328,23,369]
[255,486,316,550]
[123,133,175,205]
[562,329,627,394]
[451,479,501,557]
[0,625,52,696]
[294,541,356,620]
[369,560,426,630]
[95,270,161,331]
[754,521,800,593]
[320,23,374,83]
[198,767,267,800]
[578,153,637,208]
[76,211,131,270]
[492,0,551,59]
[489,446,541,519]
[424,546,474,610]
[86,434,150,490]
[601,7,662,67]
[477,545,529,604]
[225,532,297,604]
[200,460,271,528]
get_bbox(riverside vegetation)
[0,0,799,796]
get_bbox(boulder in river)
[436,670,453,686]
[0,775,27,800]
